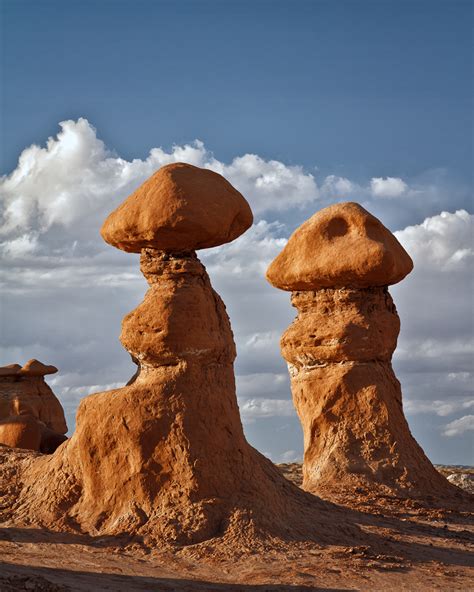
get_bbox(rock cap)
[101,163,253,252]
[19,359,58,377]
[266,202,413,290]
[0,364,22,377]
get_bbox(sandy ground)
[0,464,472,591]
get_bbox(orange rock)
[281,288,400,365]
[120,250,236,368]
[0,414,42,451]
[266,202,413,291]
[19,359,58,376]
[101,162,253,252]
[21,249,312,541]
[0,364,22,376]
[0,363,67,435]
[288,323,457,498]
[0,392,67,453]
[0,395,66,453]
[5,167,350,546]
[268,203,461,500]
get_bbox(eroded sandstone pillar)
[8,163,345,546]
[267,202,460,499]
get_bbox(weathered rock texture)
[0,360,67,452]
[101,162,253,252]
[0,401,42,452]
[2,164,355,549]
[267,202,413,290]
[267,202,462,500]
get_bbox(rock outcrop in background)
[267,202,462,500]
[0,360,67,453]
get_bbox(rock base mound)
[0,251,360,550]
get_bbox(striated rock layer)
[284,288,459,498]
[268,203,465,501]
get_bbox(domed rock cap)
[101,163,253,252]
[19,359,58,377]
[266,202,413,291]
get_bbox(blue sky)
[0,0,472,465]
[1,0,472,181]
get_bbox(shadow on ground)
[0,526,131,548]
[1,494,473,573]
[0,561,351,592]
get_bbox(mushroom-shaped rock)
[267,202,463,502]
[19,359,58,376]
[0,364,22,377]
[2,166,358,549]
[101,162,253,252]
[266,202,413,291]
[0,360,66,435]
[0,388,67,454]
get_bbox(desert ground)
[0,463,472,592]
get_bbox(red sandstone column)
[267,202,461,500]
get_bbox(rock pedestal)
[267,202,461,499]
[43,248,256,541]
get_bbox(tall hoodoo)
[267,202,460,499]
[8,163,349,546]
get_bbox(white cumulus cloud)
[320,174,357,198]
[1,118,473,463]
[371,176,408,198]
[395,209,473,271]
[239,397,295,421]
[279,450,302,463]
[0,118,320,261]
[442,415,474,437]
[404,399,474,417]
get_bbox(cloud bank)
[1,119,472,464]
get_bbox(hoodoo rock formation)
[267,202,463,500]
[2,164,355,548]
[0,360,67,453]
